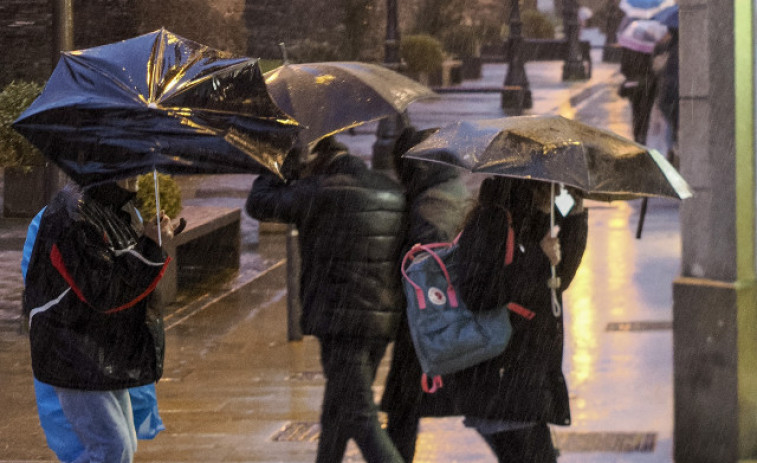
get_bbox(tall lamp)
[501,0,532,112]
[371,0,407,170]
[561,0,587,80]
[47,0,73,203]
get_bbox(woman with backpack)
[380,126,471,462]
[450,176,588,462]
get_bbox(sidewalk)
[0,41,680,462]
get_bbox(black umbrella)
[404,115,692,317]
[403,115,691,201]
[264,61,437,146]
[12,28,300,186]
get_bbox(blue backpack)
[400,218,534,393]
[23,208,165,462]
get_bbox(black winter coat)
[23,184,170,390]
[450,178,588,426]
[380,160,470,417]
[246,155,407,340]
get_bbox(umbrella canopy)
[402,115,692,201]
[619,0,676,20]
[617,19,669,54]
[13,28,300,185]
[264,61,437,146]
[652,4,679,29]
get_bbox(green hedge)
[400,34,444,73]
[135,172,182,222]
[0,81,45,169]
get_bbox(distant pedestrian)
[246,136,406,463]
[23,176,176,463]
[449,177,588,463]
[653,27,679,163]
[619,45,657,144]
[380,126,471,462]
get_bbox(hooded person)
[23,177,175,463]
[380,126,472,462]
[245,136,407,463]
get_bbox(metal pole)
[286,225,303,341]
[47,0,74,202]
[561,0,587,80]
[501,0,532,112]
[372,0,406,171]
[602,0,624,62]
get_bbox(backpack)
[400,215,534,393]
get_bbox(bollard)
[286,224,303,341]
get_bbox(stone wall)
[0,0,53,87]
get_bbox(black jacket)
[450,178,588,426]
[380,159,470,416]
[23,184,170,390]
[246,154,407,340]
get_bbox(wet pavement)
[0,35,682,462]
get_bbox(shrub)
[0,81,45,169]
[135,173,182,222]
[400,34,444,73]
[522,10,556,39]
[441,26,480,57]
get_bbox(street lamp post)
[501,0,532,112]
[46,0,74,203]
[561,0,587,80]
[371,0,407,171]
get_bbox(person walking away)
[449,177,588,462]
[23,176,176,463]
[619,45,657,144]
[246,136,406,463]
[380,127,471,462]
[653,27,679,166]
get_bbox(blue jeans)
[54,387,137,463]
[316,337,403,463]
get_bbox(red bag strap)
[507,302,535,320]
[401,241,458,310]
[421,373,444,393]
[505,210,515,266]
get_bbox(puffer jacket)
[246,154,407,340]
[23,183,170,390]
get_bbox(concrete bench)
[156,205,241,305]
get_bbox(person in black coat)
[619,46,657,144]
[380,127,471,462]
[246,137,406,463]
[450,177,588,462]
[23,178,175,463]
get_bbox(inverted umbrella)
[617,19,669,54]
[264,61,437,146]
[619,0,676,20]
[404,115,692,316]
[13,28,300,186]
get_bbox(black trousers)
[316,336,403,463]
[477,422,558,463]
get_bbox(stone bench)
[156,205,241,305]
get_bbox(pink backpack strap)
[507,302,535,320]
[505,211,515,266]
[421,373,444,393]
[401,241,458,310]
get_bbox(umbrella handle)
[549,183,562,317]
